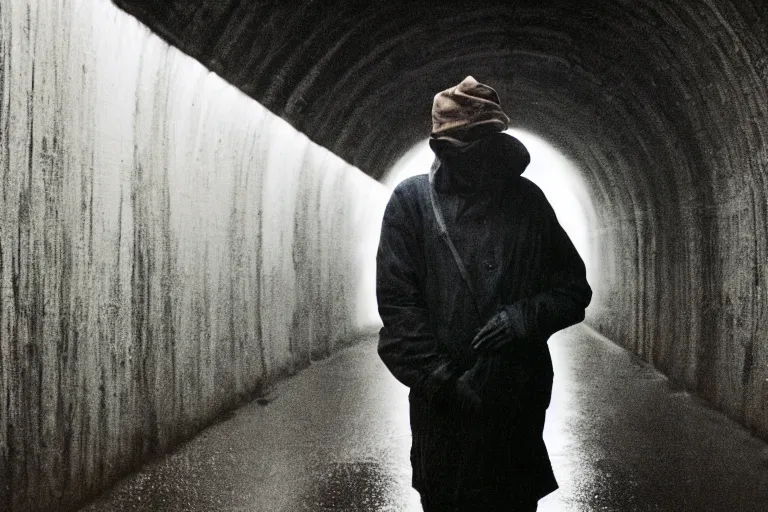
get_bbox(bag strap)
[428,163,481,312]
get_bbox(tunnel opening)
[381,128,600,302]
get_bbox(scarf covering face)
[431,76,511,141]
[429,132,531,195]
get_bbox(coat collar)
[428,132,531,195]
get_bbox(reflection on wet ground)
[301,461,400,511]
[82,325,768,511]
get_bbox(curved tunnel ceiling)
[112,1,766,179]
[113,0,768,436]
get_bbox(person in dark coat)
[376,76,592,511]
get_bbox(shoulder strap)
[428,164,481,311]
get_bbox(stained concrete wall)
[0,1,389,510]
[573,1,768,443]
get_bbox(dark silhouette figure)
[376,76,592,511]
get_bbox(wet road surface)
[81,325,768,511]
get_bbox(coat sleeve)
[376,184,457,395]
[504,190,593,342]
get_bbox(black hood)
[428,132,530,195]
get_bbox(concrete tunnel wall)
[107,0,768,445]
[2,0,768,510]
[0,1,389,510]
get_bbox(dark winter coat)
[376,132,592,502]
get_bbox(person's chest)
[423,187,547,311]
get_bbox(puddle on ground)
[297,461,404,511]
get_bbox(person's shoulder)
[516,176,545,197]
[516,176,555,213]
[393,174,429,194]
[392,174,429,203]
[514,176,546,201]
[383,174,429,220]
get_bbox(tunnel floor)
[80,325,768,512]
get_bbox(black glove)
[470,305,527,354]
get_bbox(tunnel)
[1,0,767,510]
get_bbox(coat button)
[484,261,495,270]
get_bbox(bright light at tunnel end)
[380,129,599,297]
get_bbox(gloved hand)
[470,305,526,354]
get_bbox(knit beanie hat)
[431,76,510,141]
